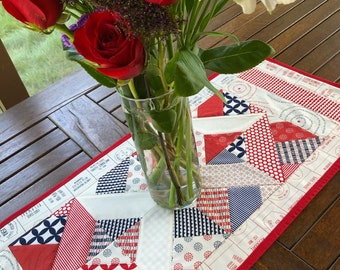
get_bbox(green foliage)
[200,40,275,74]
[149,108,177,133]
[165,49,224,100]
[0,6,80,96]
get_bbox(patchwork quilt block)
[1,60,339,270]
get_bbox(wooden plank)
[293,30,340,75]
[0,39,29,110]
[313,52,340,83]
[49,95,129,158]
[97,92,122,113]
[252,242,313,270]
[278,173,340,248]
[293,198,340,269]
[0,129,68,181]
[0,139,82,206]
[268,1,339,58]
[274,11,340,65]
[198,1,268,49]
[199,0,305,49]
[111,107,127,125]
[232,0,303,42]
[205,2,243,33]
[86,85,115,103]
[86,87,127,125]
[330,257,339,269]
[0,70,99,141]
[0,118,56,160]
[0,152,91,224]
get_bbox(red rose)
[2,0,63,30]
[73,11,145,81]
[145,0,179,5]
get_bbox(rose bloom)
[1,0,63,30]
[145,0,179,6]
[234,0,296,14]
[73,11,145,81]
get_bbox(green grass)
[0,6,80,96]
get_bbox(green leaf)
[184,0,195,14]
[212,0,229,17]
[200,31,239,42]
[145,63,165,96]
[169,49,225,100]
[150,108,177,133]
[200,40,275,74]
[172,50,205,96]
[199,0,229,32]
[164,53,179,84]
[135,131,158,150]
[77,61,117,87]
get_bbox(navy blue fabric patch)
[228,136,246,159]
[10,216,66,245]
[228,186,262,232]
[275,137,321,164]
[98,218,140,241]
[174,208,224,238]
[223,92,250,115]
[96,157,130,194]
[208,149,244,165]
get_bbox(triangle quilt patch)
[98,218,140,242]
[196,188,232,234]
[228,186,263,232]
[204,132,242,163]
[96,157,130,194]
[87,222,113,260]
[116,221,141,262]
[9,244,59,270]
[174,207,225,238]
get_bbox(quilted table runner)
[1,59,339,270]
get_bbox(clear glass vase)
[119,90,201,209]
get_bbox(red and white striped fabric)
[52,199,96,270]
[239,68,340,121]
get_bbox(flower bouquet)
[2,0,296,208]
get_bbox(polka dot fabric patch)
[125,157,148,192]
[172,234,229,270]
[270,121,318,142]
[200,162,280,189]
[244,114,285,182]
[52,198,75,217]
[249,104,265,114]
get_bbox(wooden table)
[1,1,339,269]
